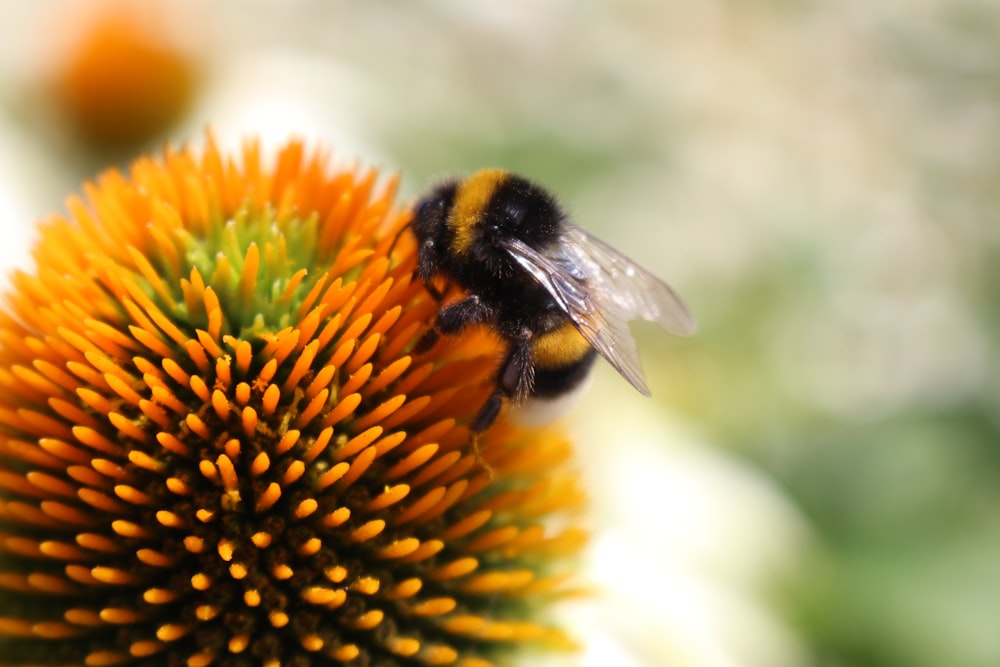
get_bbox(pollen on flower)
[0,135,585,666]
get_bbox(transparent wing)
[502,227,693,396]
[559,225,696,337]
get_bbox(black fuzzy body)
[411,171,596,431]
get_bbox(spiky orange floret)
[0,137,585,666]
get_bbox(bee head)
[450,171,564,279]
[414,171,566,280]
[479,173,563,250]
[411,180,458,247]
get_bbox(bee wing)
[503,228,693,396]
[559,225,696,337]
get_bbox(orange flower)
[0,136,585,665]
[49,1,200,147]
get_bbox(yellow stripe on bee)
[448,169,508,255]
[531,323,591,369]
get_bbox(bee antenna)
[387,218,413,260]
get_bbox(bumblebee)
[411,169,694,433]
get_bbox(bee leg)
[435,294,493,334]
[469,402,499,479]
[472,394,504,433]
[416,294,494,353]
[413,328,440,354]
[424,282,444,302]
[470,334,534,433]
[469,336,533,476]
[499,334,535,405]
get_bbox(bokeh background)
[0,1,997,666]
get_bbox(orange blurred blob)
[50,2,200,146]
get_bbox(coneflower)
[0,136,585,666]
[48,1,200,148]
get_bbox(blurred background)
[0,1,997,666]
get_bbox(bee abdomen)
[531,324,597,398]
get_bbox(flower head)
[0,136,585,665]
[48,1,200,147]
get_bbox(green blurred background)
[0,1,997,666]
